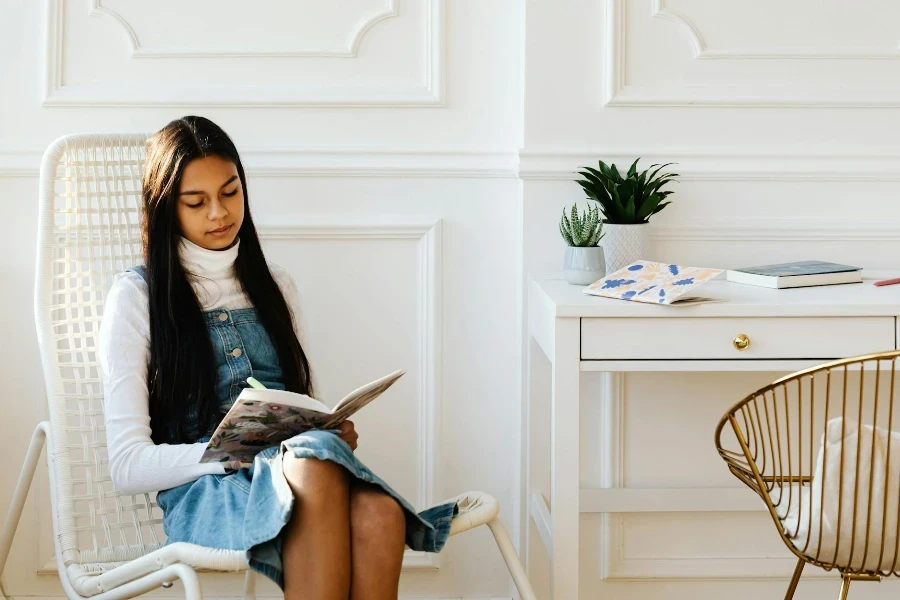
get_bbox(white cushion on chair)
[774,417,900,572]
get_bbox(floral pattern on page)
[200,370,405,465]
[201,400,332,465]
[583,260,724,305]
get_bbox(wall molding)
[31,216,443,574]
[42,0,444,106]
[519,150,900,243]
[518,149,900,181]
[9,146,900,181]
[0,148,42,177]
[605,0,900,107]
[651,0,704,58]
[608,550,840,580]
[595,373,853,580]
[653,0,900,61]
[239,149,516,178]
[652,219,900,242]
[90,0,398,58]
[259,216,443,570]
[0,148,519,179]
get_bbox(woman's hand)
[339,420,358,451]
[223,460,252,472]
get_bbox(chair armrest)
[73,543,248,596]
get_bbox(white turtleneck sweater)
[98,237,312,495]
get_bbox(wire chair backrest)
[34,134,163,577]
[716,351,900,576]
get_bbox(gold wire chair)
[716,350,900,600]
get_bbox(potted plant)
[559,203,605,285]
[575,158,678,273]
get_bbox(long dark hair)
[141,116,314,444]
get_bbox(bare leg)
[348,482,406,600]
[281,455,351,600]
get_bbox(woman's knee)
[282,455,348,499]
[349,485,405,542]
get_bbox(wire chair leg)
[783,558,805,600]
[837,575,851,600]
[486,517,537,600]
[0,423,48,599]
[243,569,257,600]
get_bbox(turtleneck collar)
[179,236,240,280]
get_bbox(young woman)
[98,116,455,600]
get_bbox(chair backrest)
[715,350,900,576]
[34,134,161,574]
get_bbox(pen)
[874,278,900,287]
[246,377,267,389]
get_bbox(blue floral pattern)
[583,260,723,305]
[602,278,636,289]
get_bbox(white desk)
[525,274,900,599]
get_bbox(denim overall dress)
[126,266,456,589]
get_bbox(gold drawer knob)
[733,333,751,351]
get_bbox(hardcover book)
[726,261,862,289]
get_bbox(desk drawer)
[581,317,895,360]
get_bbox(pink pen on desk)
[874,277,900,287]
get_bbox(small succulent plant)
[575,158,678,224]
[560,203,603,247]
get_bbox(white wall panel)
[11,0,900,596]
[0,0,523,598]
[607,0,900,106]
[44,0,443,106]
[524,1,900,598]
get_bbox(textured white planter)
[563,246,606,285]
[601,223,649,273]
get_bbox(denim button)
[218,312,228,322]
[231,348,242,357]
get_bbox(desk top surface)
[531,272,900,318]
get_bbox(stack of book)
[726,261,862,289]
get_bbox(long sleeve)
[99,272,225,496]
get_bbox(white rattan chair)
[0,133,536,600]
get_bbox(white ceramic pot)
[601,223,649,274]
[563,246,606,285]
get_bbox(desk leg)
[551,317,580,599]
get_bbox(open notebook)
[199,369,405,464]
[584,260,724,305]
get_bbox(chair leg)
[486,517,537,600]
[172,564,203,600]
[111,564,203,600]
[784,558,805,600]
[243,569,256,600]
[837,575,851,600]
[0,423,48,593]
